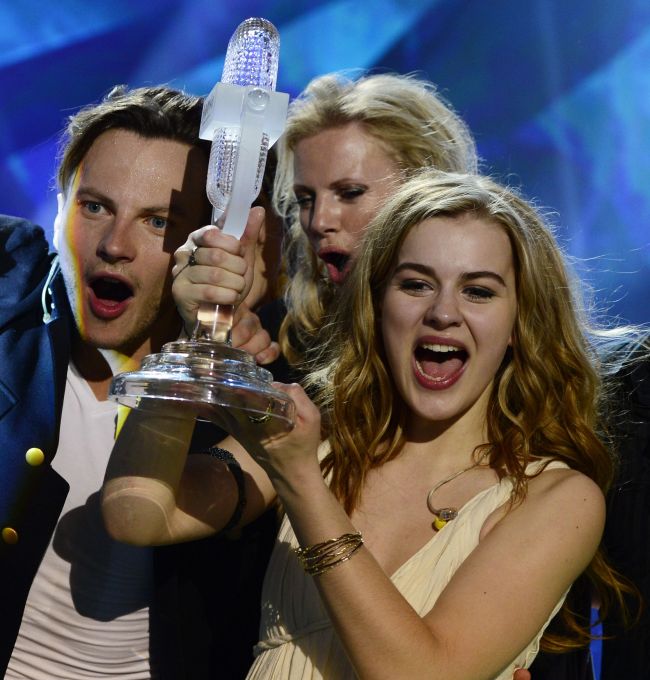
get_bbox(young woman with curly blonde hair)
[103,170,633,679]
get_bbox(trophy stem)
[109,295,294,432]
[193,303,234,344]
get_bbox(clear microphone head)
[206,18,280,221]
[221,17,280,90]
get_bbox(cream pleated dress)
[246,461,569,680]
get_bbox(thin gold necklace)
[426,455,487,531]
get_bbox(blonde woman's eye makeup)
[294,193,314,208]
[464,286,495,301]
[338,186,366,201]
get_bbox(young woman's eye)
[148,216,168,230]
[464,286,494,301]
[294,194,313,209]
[399,279,431,294]
[339,187,365,201]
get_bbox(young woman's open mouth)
[88,274,134,320]
[318,248,352,285]
[413,339,468,390]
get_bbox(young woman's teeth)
[420,343,462,353]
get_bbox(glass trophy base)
[108,339,295,432]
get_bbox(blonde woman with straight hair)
[272,71,478,367]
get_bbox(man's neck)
[70,312,182,400]
[71,337,148,401]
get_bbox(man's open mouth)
[88,275,134,319]
[91,276,133,302]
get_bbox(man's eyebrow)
[75,185,114,207]
[76,185,190,218]
[394,262,508,287]
[149,203,190,219]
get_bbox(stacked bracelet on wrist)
[294,531,364,576]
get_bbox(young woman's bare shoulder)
[482,465,604,541]
[528,465,604,506]
[526,465,606,538]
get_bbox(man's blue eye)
[85,202,102,213]
[150,216,168,229]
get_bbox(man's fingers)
[255,342,281,365]
[231,305,274,355]
[240,207,266,247]
[172,245,247,294]
[193,225,242,253]
[174,225,244,272]
[230,303,280,365]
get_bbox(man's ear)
[52,192,65,251]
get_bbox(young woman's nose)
[307,194,342,237]
[424,289,462,328]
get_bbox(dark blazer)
[0,216,71,673]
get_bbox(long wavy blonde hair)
[272,72,478,366]
[311,169,635,651]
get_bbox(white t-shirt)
[6,362,153,679]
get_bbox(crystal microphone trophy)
[108,18,294,430]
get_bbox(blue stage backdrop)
[1,0,648,324]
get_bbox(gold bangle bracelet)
[294,531,364,576]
